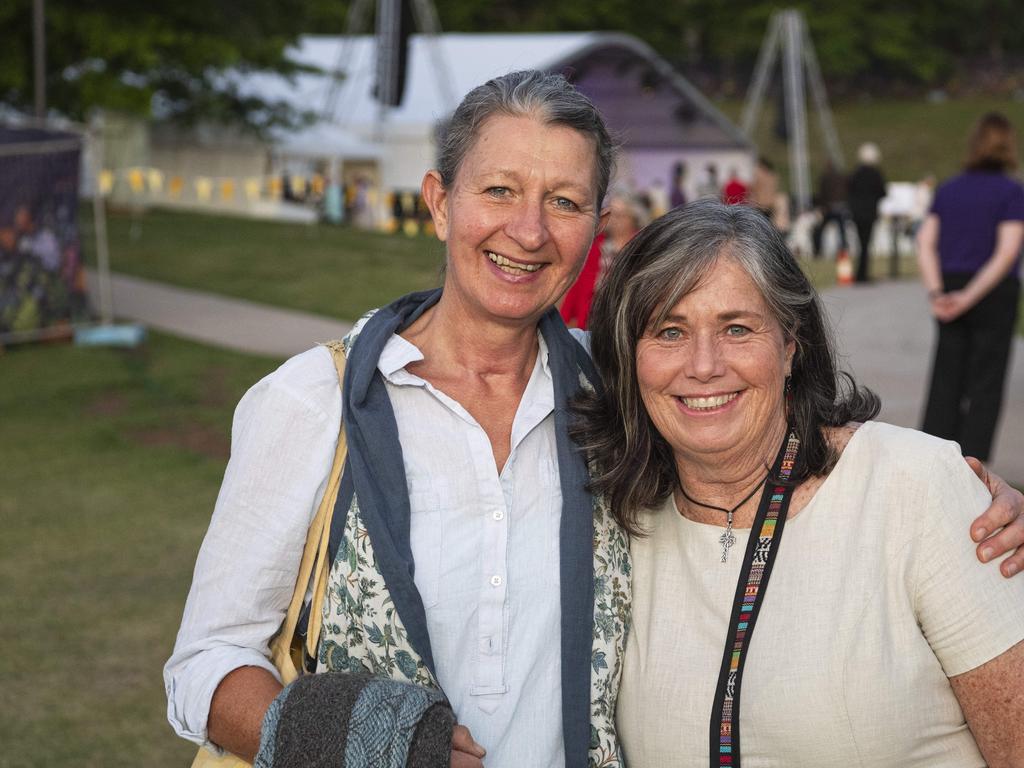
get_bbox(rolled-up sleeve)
[163,346,341,747]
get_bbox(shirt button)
[492,510,504,521]
[490,575,503,587]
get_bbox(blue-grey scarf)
[329,288,601,767]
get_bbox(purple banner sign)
[0,126,87,338]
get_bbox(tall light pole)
[33,0,46,119]
[741,9,843,213]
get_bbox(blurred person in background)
[697,162,721,200]
[917,111,1024,462]
[721,167,748,205]
[670,160,687,209]
[846,142,887,283]
[561,191,648,330]
[646,178,669,219]
[811,160,849,258]
[747,156,779,221]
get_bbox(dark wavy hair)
[965,111,1018,173]
[571,200,880,534]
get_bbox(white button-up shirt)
[165,331,566,768]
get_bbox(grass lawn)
[82,206,446,322]
[714,95,1024,185]
[0,333,280,767]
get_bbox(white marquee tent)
[244,32,754,219]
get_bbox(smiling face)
[635,256,796,472]
[422,113,607,327]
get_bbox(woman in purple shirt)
[917,111,1024,461]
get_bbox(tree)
[5,0,1021,129]
[0,0,345,133]
[428,0,1023,93]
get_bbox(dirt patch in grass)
[198,364,233,408]
[86,391,129,417]
[130,423,230,460]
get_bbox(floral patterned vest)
[315,306,631,767]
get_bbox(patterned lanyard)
[710,429,800,768]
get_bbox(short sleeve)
[911,439,1024,677]
[999,180,1024,222]
[929,182,949,217]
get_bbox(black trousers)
[812,207,849,257]
[852,216,877,282]
[922,273,1020,461]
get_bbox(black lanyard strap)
[710,429,801,768]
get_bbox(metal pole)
[801,16,844,170]
[782,11,810,213]
[322,0,373,122]
[90,113,114,325]
[411,0,458,113]
[740,13,782,140]
[33,0,45,119]
[373,0,395,140]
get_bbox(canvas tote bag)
[191,344,347,768]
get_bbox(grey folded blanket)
[254,672,455,768]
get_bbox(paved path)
[822,281,1023,483]
[89,271,1023,482]
[87,269,352,359]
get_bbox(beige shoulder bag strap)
[192,342,348,768]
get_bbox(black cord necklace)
[678,471,770,563]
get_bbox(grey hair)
[436,70,616,206]
[572,200,879,534]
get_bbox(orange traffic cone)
[836,248,854,286]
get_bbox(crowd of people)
[165,72,1024,768]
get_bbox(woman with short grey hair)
[436,69,617,204]
[165,69,628,768]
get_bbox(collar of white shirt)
[376,330,553,386]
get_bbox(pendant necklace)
[678,472,769,563]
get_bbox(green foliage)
[5,0,1024,128]
[0,0,337,131]
[427,0,1024,88]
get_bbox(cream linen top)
[618,421,1024,767]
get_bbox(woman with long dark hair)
[575,201,1024,767]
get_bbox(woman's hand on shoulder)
[967,457,1024,578]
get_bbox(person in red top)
[722,168,749,205]
[560,232,606,330]
[561,193,647,328]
